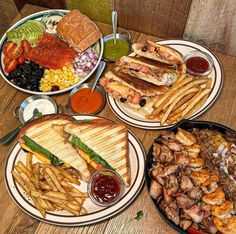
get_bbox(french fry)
[70,188,88,198]
[172,92,196,112]
[12,171,46,217]
[162,78,208,110]
[58,168,80,186]
[39,181,52,190]
[45,167,65,192]
[60,181,74,190]
[181,89,211,117]
[43,169,58,191]
[56,204,80,216]
[26,152,33,172]
[160,87,199,125]
[17,161,34,182]
[79,207,87,215]
[44,191,68,200]
[49,166,64,181]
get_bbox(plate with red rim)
[5,115,146,226]
[0,9,103,95]
[107,39,223,130]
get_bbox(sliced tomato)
[187,227,204,234]
[17,54,26,64]
[21,39,31,53]
[4,59,17,73]
[2,41,15,56]
[3,56,11,66]
[8,44,23,60]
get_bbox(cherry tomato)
[4,59,17,73]
[8,44,23,60]
[3,56,11,66]
[21,39,31,53]
[17,54,26,64]
[2,41,15,56]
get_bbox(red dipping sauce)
[89,170,124,206]
[186,56,209,74]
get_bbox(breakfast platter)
[0,10,103,95]
[5,115,146,226]
[106,39,223,130]
[145,119,236,234]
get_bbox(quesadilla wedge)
[132,40,183,65]
[18,114,91,181]
[64,121,130,186]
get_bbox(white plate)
[5,115,146,226]
[0,10,104,95]
[107,39,223,129]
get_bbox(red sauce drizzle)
[91,174,121,203]
[186,56,209,74]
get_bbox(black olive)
[20,77,28,87]
[30,62,39,70]
[139,99,146,107]
[29,77,38,85]
[32,69,44,78]
[18,64,25,71]
[23,64,32,75]
[13,69,22,77]
[142,46,148,52]
[26,84,32,90]
[9,79,17,85]
[120,97,127,103]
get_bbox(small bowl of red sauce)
[88,169,124,207]
[67,83,106,115]
[184,50,214,76]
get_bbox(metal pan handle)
[13,104,20,119]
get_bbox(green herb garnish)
[133,211,144,221]
[73,119,91,124]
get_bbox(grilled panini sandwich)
[115,56,179,86]
[132,40,183,65]
[99,71,168,115]
[18,114,91,181]
[64,120,130,186]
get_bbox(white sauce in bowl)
[23,99,56,121]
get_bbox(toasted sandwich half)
[115,56,179,86]
[18,114,91,181]
[99,71,168,115]
[64,121,131,186]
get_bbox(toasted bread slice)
[18,114,91,181]
[64,122,130,186]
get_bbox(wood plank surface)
[0,4,235,234]
[184,0,236,56]
[115,0,192,38]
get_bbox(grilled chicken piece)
[176,194,195,209]
[211,200,235,219]
[201,217,218,234]
[213,216,236,234]
[167,141,185,152]
[202,187,225,205]
[163,187,173,204]
[186,144,201,158]
[161,201,180,225]
[160,145,174,163]
[174,150,189,164]
[183,205,204,223]
[188,187,203,201]
[201,174,219,194]
[190,169,210,186]
[180,175,194,191]
[159,130,176,141]
[150,180,163,199]
[150,163,163,178]
[179,219,192,230]
[153,143,161,160]
[188,157,205,171]
[165,175,179,196]
[163,164,179,176]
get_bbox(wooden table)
[0,4,236,234]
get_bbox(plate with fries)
[5,115,146,226]
[107,39,223,129]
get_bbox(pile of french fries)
[12,153,88,218]
[147,75,212,125]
